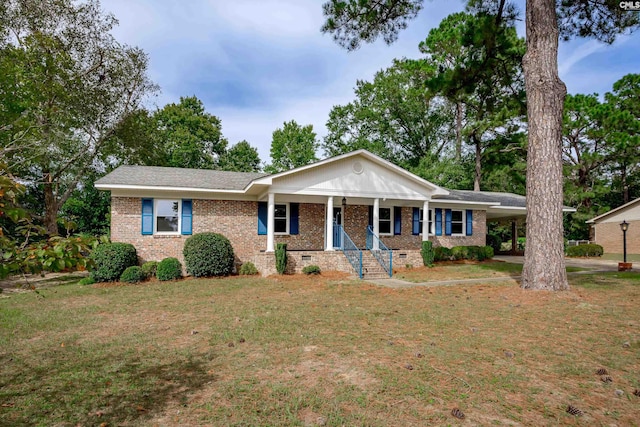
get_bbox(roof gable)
[249,150,448,200]
[587,197,640,223]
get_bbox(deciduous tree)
[266,120,318,173]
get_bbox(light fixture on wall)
[342,197,347,209]
[620,220,629,263]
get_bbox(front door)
[333,207,342,248]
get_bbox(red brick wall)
[594,221,640,255]
[111,197,488,274]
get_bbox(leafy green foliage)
[219,140,262,172]
[141,261,158,279]
[0,171,98,278]
[275,243,287,275]
[566,244,604,258]
[119,266,145,283]
[302,265,321,275]
[434,246,452,262]
[420,241,434,267]
[0,0,158,234]
[89,243,137,283]
[183,233,235,277]
[59,173,111,236]
[486,233,502,253]
[153,96,227,169]
[156,258,183,281]
[239,262,259,276]
[266,121,318,173]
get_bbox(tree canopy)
[266,120,319,173]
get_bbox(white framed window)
[274,203,289,235]
[155,199,181,234]
[419,209,434,235]
[451,210,464,235]
[379,207,392,235]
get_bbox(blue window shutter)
[257,202,267,235]
[141,198,153,235]
[181,199,193,235]
[394,206,402,235]
[445,209,452,236]
[412,208,420,235]
[290,203,299,235]
[368,205,373,227]
[435,208,443,236]
[466,210,473,236]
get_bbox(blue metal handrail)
[366,226,393,277]
[335,222,362,279]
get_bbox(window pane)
[379,220,391,234]
[274,218,287,233]
[379,208,391,220]
[452,223,463,235]
[275,204,287,218]
[419,209,424,221]
[452,210,463,221]
[156,200,179,232]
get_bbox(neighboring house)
[95,150,535,278]
[587,197,640,256]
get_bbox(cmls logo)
[620,1,640,10]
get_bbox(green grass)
[1,273,640,426]
[601,253,640,262]
[395,261,586,283]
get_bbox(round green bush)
[89,242,137,282]
[156,257,183,281]
[302,265,321,275]
[120,266,145,283]
[141,261,158,278]
[434,246,452,262]
[183,233,235,277]
[239,262,259,275]
[566,243,603,257]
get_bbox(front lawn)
[394,260,585,283]
[1,272,639,426]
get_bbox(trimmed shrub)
[120,266,145,283]
[450,246,469,260]
[434,246,452,262]
[239,262,259,275]
[141,261,158,279]
[483,245,495,260]
[183,232,235,277]
[566,243,603,257]
[486,233,502,253]
[421,241,434,267]
[89,242,137,282]
[302,265,321,275]
[275,243,287,274]
[156,257,183,281]
[78,277,95,286]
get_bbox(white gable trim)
[586,198,640,224]
[247,150,449,196]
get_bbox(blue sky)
[105,0,640,164]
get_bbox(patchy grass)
[1,272,640,426]
[395,261,587,283]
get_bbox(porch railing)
[335,222,362,279]
[366,226,393,277]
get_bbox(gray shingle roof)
[95,165,268,191]
[436,190,526,207]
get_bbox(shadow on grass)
[0,347,216,426]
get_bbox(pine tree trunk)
[455,101,463,162]
[521,0,569,290]
[474,135,481,192]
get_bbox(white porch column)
[373,198,380,250]
[326,196,334,251]
[422,200,430,241]
[266,192,275,252]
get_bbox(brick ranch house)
[96,149,532,278]
[587,197,640,257]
